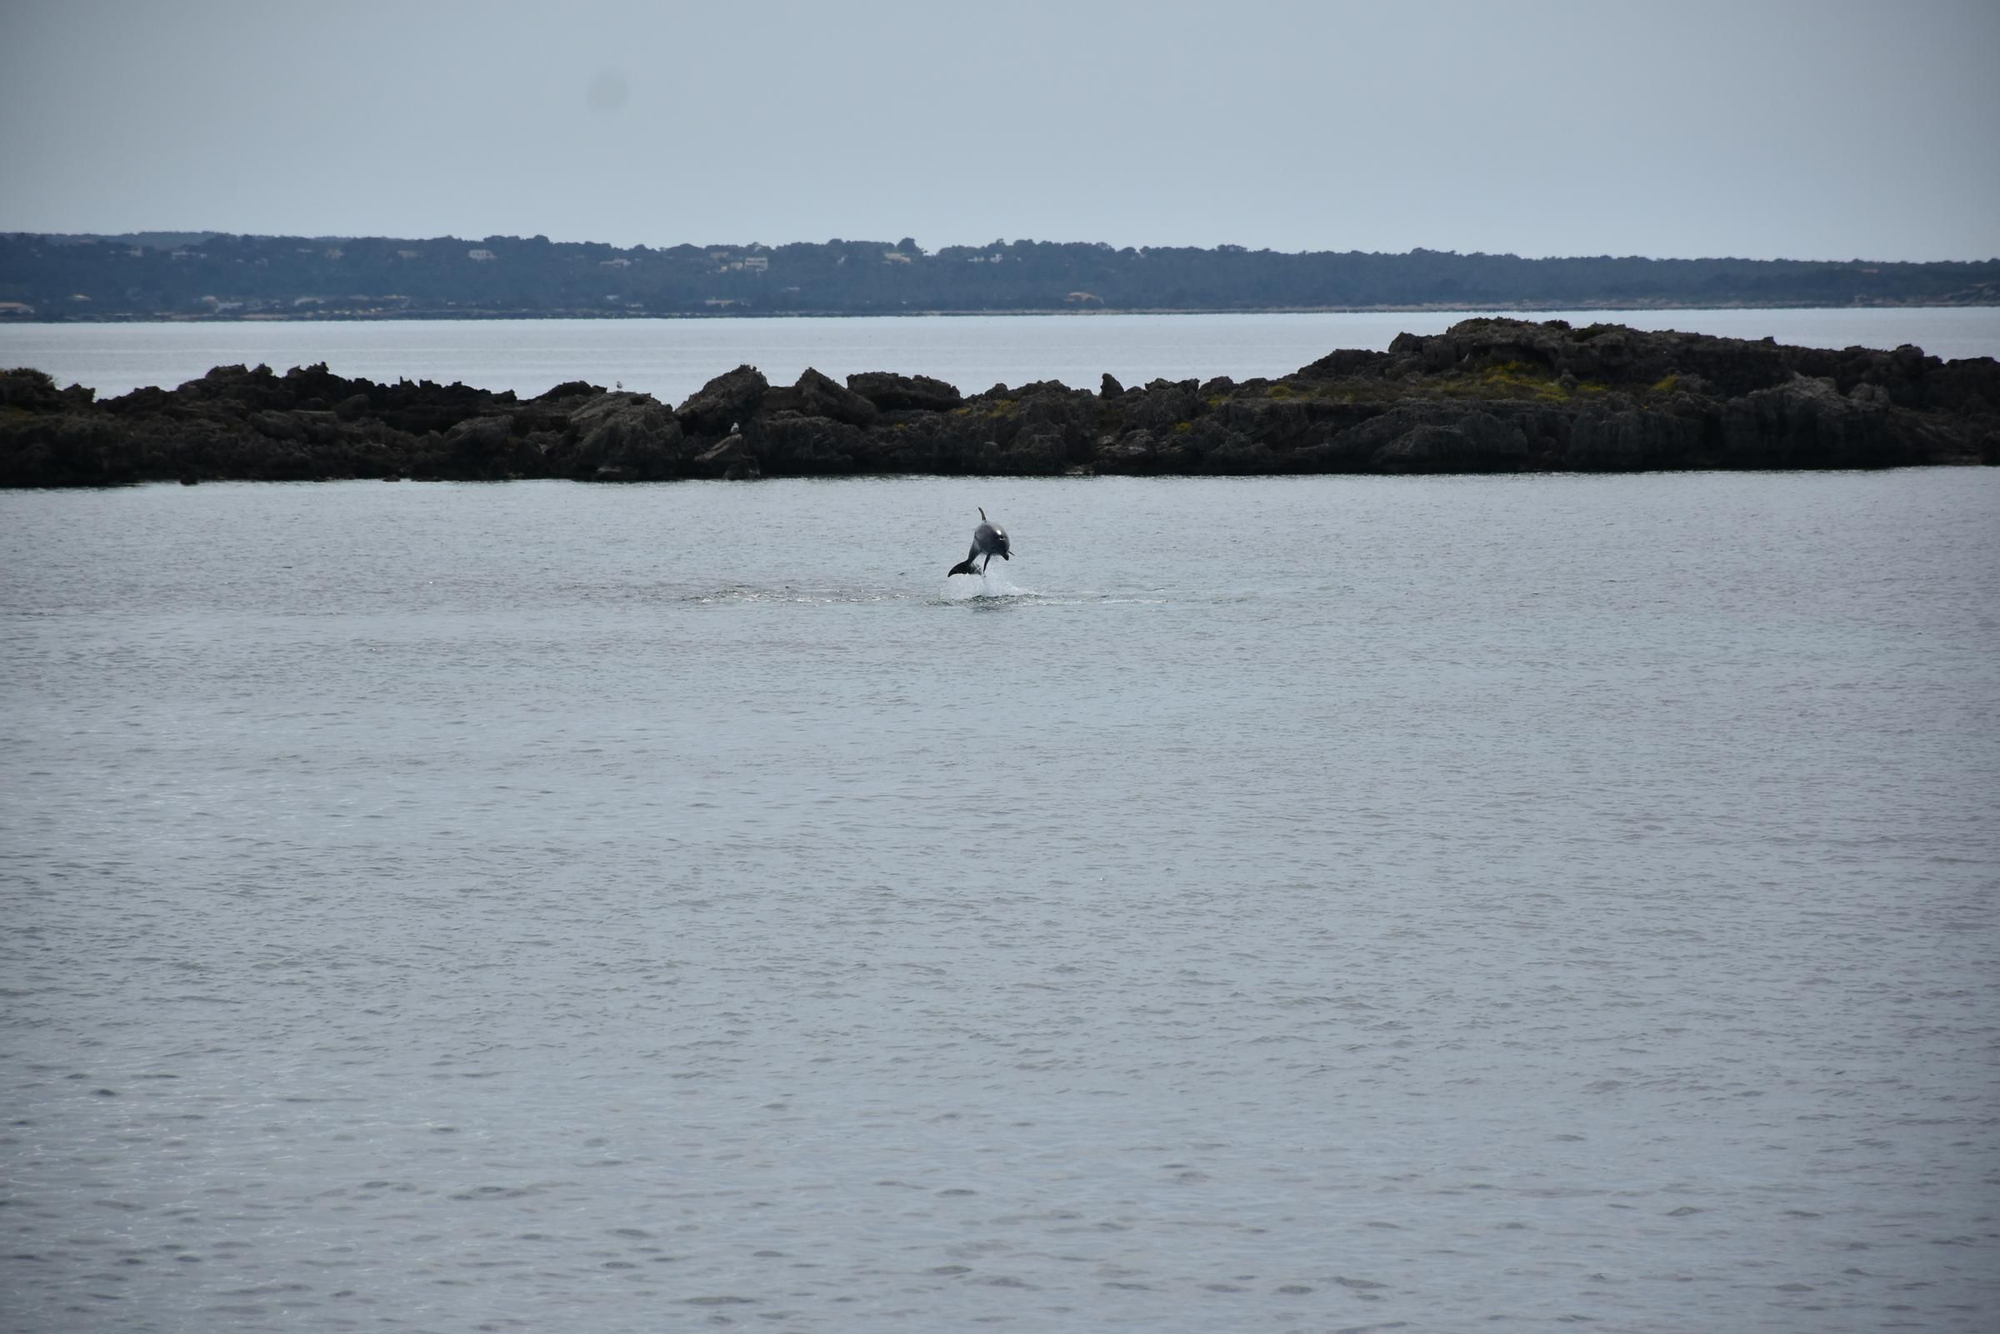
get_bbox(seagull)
[947,507,1010,577]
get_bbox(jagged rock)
[1457,410,1533,462]
[536,379,603,402]
[1388,330,1463,373]
[2,320,1995,486]
[1212,397,1314,449]
[693,432,759,480]
[1564,408,1645,470]
[846,371,962,412]
[443,414,510,450]
[1376,425,1470,470]
[1296,349,1388,380]
[1122,379,1203,434]
[443,413,539,474]
[0,368,69,410]
[999,428,1071,473]
[1720,374,1905,468]
[1015,386,1094,460]
[1097,429,1158,471]
[1203,432,1282,473]
[565,392,684,479]
[251,410,305,442]
[790,368,879,426]
[752,412,865,474]
[676,365,767,435]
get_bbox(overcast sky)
[3,0,1996,260]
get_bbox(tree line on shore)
[3,233,1997,321]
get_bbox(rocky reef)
[2,319,1994,487]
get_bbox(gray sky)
[3,0,1996,260]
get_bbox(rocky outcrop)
[561,392,686,479]
[779,368,878,427]
[2,320,1995,487]
[673,363,766,435]
[846,371,962,413]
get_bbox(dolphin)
[947,507,1010,577]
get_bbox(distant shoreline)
[7,298,2000,325]
[7,234,1994,323]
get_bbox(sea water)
[3,469,1996,1332]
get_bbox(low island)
[2,319,1995,487]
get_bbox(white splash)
[941,565,1032,601]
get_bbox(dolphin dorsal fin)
[978,507,987,521]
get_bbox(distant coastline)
[13,300,1999,325]
[4,318,1994,487]
[4,233,1995,323]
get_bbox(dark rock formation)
[673,364,766,435]
[2,320,1995,488]
[846,371,962,413]
[563,392,686,479]
[781,367,879,427]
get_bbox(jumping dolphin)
[947,507,1010,577]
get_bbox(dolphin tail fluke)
[947,558,977,577]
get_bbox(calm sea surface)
[3,463,1997,1332]
[3,307,1998,403]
